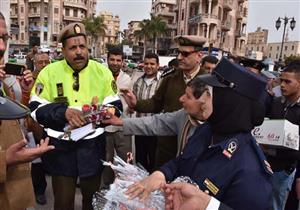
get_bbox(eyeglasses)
[73,72,79,91]
[177,50,198,57]
[0,34,10,43]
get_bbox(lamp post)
[275,16,296,62]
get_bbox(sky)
[96,0,300,43]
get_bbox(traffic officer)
[121,35,206,167]
[29,22,121,210]
[121,58,272,210]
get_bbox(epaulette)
[251,138,273,175]
[161,68,176,78]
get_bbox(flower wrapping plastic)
[92,156,197,210]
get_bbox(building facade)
[176,0,248,56]
[97,11,120,56]
[267,41,300,61]
[9,0,96,50]
[151,0,177,55]
[245,27,268,58]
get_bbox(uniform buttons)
[75,100,78,103]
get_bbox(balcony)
[188,14,202,25]
[10,0,17,4]
[63,15,83,22]
[167,23,177,30]
[155,9,175,17]
[28,13,41,18]
[10,13,18,19]
[223,0,233,11]
[235,30,244,37]
[190,0,199,4]
[201,13,220,25]
[221,20,231,31]
[63,1,87,11]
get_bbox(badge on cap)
[203,178,219,195]
[74,24,81,34]
[35,83,44,96]
[111,80,117,94]
[223,139,238,159]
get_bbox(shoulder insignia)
[161,68,176,78]
[222,139,238,159]
[111,80,117,94]
[250,138,273,175]
[35,83,44,96]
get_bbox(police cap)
[174,35,206,49]
[239,58,266,71]
[0,96,30,119]
[197,58,267,101]
[58,23,86,43]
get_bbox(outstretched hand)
[161,182,211,210]
[120,89,137,109]
[6,137,55,166]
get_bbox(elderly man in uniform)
[122,35,205,167]
[29,23,121,210]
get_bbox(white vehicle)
[158,56,176,68]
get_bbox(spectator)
[200,55,219,73]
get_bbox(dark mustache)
[74,56,84,61]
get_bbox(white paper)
[70,123,95,141]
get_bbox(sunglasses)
[177,50,198,57]
[73,72,79,91]
[0,34,10,42]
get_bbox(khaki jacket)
[0,120,35,210]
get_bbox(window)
[262,46,264,51]
[44,6,48,13]
[181,9,184,20]
[15,7,18,14]
[277,46,279,50]
[21,33,24,40]
[44,32,47,42]
[285,46,288,51]
[21,21,24,26]
[21,6,24,13]
[269,53,271,58]
[276,54,278,59]
[33,7,37,13]
[292,45,295,50]
[54,8,59,14]
[257,46,259,51]
[270,46,272,51]
[66,8,70,16]
[74,9,78,17]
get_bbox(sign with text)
[252,119,299,150]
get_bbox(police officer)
[29,23,120,210]
[122,35,206,167]
[121,58,272,210]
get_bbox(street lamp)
[275,16,296,62]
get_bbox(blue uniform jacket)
[160,123,272,210]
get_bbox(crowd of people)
[1,11,300,210]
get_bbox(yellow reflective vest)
[31,59,116,106]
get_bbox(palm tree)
[82,16,106,57]
[134,19,151,58]
[148,14,167,54]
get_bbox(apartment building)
[151,0,177,54]
[176,0,248,56]
[9,0,96,49]
[97,11,120,56]
[245,27,268,57]
[125,20,143,60]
